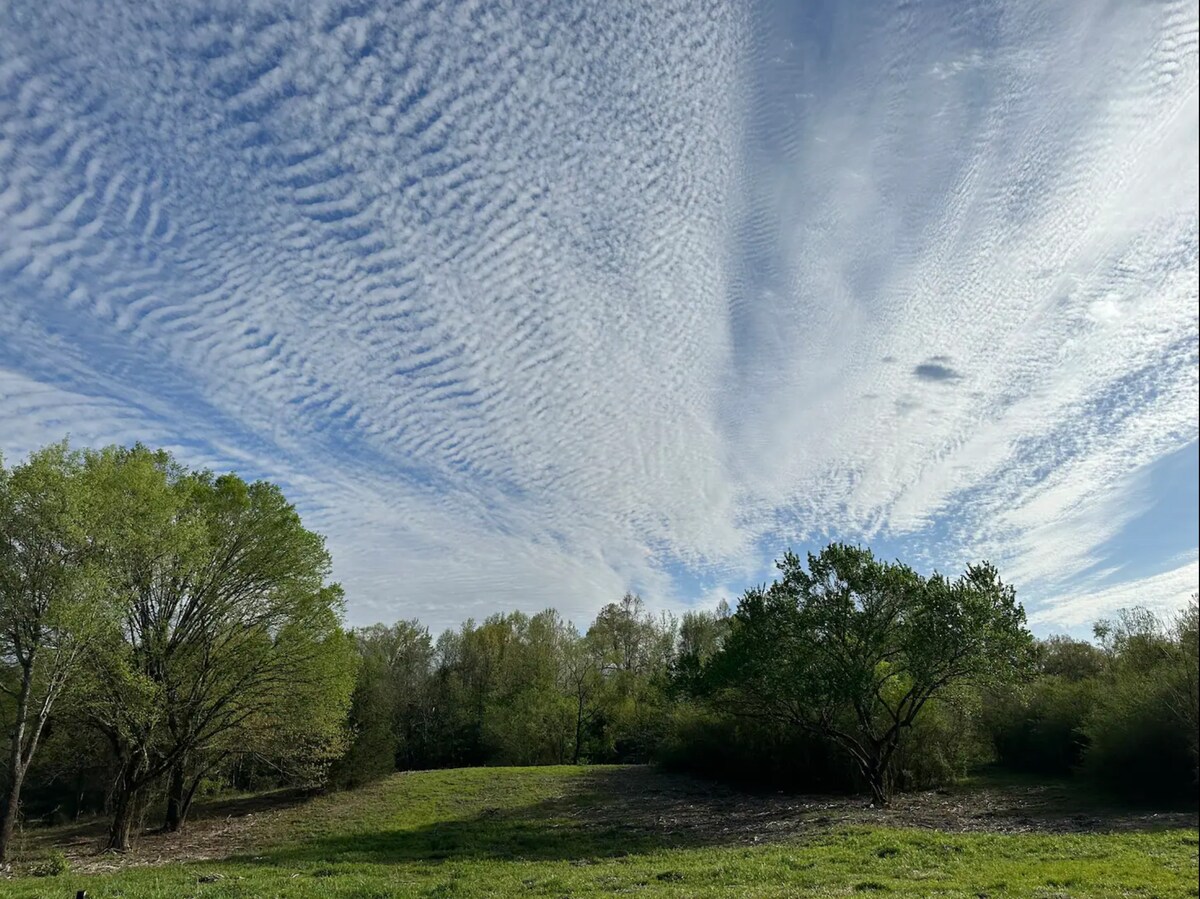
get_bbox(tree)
[1170,598,1199,782]
[706,544,1032,806]
[586,594,677,761]
[1084,603,1198,801]
[673,608,731,695]
[561,624,601,764]
[78,445,348,849]
[0,444,108,862]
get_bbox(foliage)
[1082,605,1197,803]
[701,544,1033,804]
[981,601,1199,804]
[25,847,68,877]
[70,445,353,848]
[657,702,858,791]
[0,443,113,861]
[334,596,680,783]
[4,435,1196,852]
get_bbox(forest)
[2,442,1197,868]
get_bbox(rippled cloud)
[2,0,1196,631]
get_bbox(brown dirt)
[13,787,316,874]
[565,768,1199,846]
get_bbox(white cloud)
[0,0,1196,631]
[1028,555,1199,629]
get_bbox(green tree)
[673,607,731,695]
[335,619,438,786]
[1083,604,1198,802]
[77,445,348,849]
[561,623,601,764]
[706,544,1032,806]
[1170,598,1199,782]
[586,594,677,761]
[0,444,109,863]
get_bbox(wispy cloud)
[1,0,1195,631]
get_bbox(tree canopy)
[704,544,1034,805]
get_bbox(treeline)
[334,594,676,781]
[987,605,1198,802]
[333,548,1196,809]
[3,442,1197,862]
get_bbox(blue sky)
[1,0,1196,635]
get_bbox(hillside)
[1,766,1196,897]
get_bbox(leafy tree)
[586,594,677,761]
[706,544,1032,805]
[0,444,109,862]
[984,634,1106,775]
[77,445,347,849]
[561,624,601,764]
[673,608,731,695]
[338,620,437,782]
[1170,598,1199,782]
[1083,604,1198,802]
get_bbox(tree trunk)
[107,785,140,852]
[573,695,585,765]
[868,769,890,808]
[179,773,205,827]
[107,755,148,852]
[863,751,893,808]
[163,760,186,833]
[0,767,25,864]
[0,666,33,863]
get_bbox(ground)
[1,766,1196,897]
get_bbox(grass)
[1,766,1196,898]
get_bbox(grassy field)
[1,766,1196,898]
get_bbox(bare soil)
[566,767,1198,844]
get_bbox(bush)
[1078,606,1198,804]
[985,677,1098,776]
[28,849,69,877]
[1082,670,1195,804]
[892,695,989,790]
[658,704,857,793]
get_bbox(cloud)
[913,361,963,383]
[0,0,1196,632]
[1028,554,1199,629]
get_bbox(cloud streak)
[1,0,1196,631]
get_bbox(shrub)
[892,694,989,790]
[986,677,1098,775]
[29,849,69,877]
[658,704,857,793]
[1082,669,1195,804]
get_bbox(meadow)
[2,766,1195,898]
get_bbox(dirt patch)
[560,768,1198,846]
[16,787,317,875]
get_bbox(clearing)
[1,766,1196,897]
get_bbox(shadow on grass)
[258,770,711,866]
[256,764,1200,868]
[18,786,320,858]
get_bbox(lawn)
[1,766,1195,898]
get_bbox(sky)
[1,0,1197,636]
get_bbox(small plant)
[29,849,69,877]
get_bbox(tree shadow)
[255,765,1200,868]
[186,786,319,823]
[17,786,322,859]
[259,769,722,866]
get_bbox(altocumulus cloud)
[0,0,1196,632]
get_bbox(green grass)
[1,766,1196,898]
